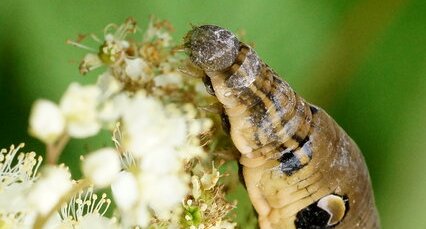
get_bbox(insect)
[184,25,380,229]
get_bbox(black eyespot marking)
[202,75,215,95]
[221,111,231,135]
[295,201,331,229]
[295,194,350,229]
[278,151,302,175]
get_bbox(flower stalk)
[46,134,69,164]
[33,178,91,229]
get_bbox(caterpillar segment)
[184,25,380,229]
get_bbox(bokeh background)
[0,0,424,228]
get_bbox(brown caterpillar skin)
[185,25,380,229]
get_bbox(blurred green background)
[0,0,425,228]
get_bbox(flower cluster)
[18,17,240,228]
[0,145,114,228]
[182,162,236,229]
[0,144,41,228]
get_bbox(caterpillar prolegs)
[184,25,380,229]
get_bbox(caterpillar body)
[184,25,380,229]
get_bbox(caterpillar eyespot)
[184,25,380,229]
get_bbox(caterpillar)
[184,25,380,229]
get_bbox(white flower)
[98,93,130,124]
[188,118,213,136]
[28,165,73,215]
[0,144,42,188]
[78,213,115,229]
[29,99,65,144]
[59,187,113,229]
[82,148,121,188]
[111,171,138,211]
[105,33,130,50]
[79,53,103,75]
[60,83,101,138]
[140,174,187,219]
[111,172,150,228]
[111,171,187,225]
[139,147,181,174]
[0,211,38,229]
[95,72,124,126]
[122,93,187,158]
[0,182,32,213]
[96,72,122,100]
[119,204,150,228]
[0,144,42,213]
[133,205,150,227]
[124,58,148,81]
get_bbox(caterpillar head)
[184,25,239,72]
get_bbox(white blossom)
[96,74,124,127]
[140,174,187,219]
[29,99,65,144]
[28,165,73,215]
[59,187,114,229]
[188,118,213,136]
[82,148,121,188]
[118,204,150,228]
[111,171,138,211]
[78,213,116,229]
[140,147,182,175]
[0,144,42,188]
[96,72,122,100]
[124,58,148,81]
[60,83,101,138]
[0,144,43,228]
[79,53,103,74]
[111,171,150,228]
[98,93,130,124]
[122,93,187,158]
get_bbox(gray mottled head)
[185,25,240,72]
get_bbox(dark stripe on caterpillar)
[279,151,303,175]
[278,135,312,175]
[223,44,250,78]
[230,46,314,169]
